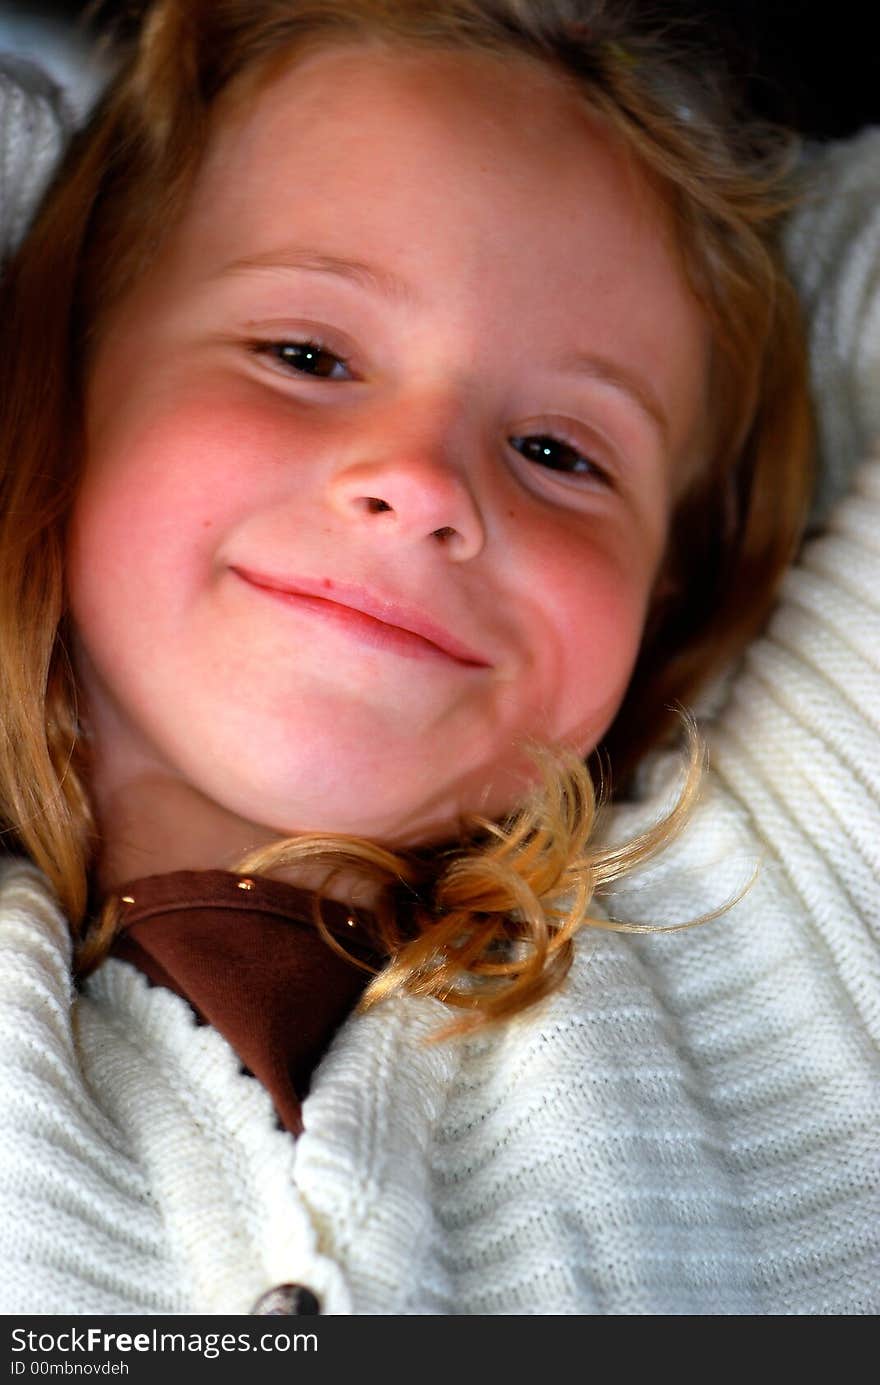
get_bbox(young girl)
[0,0,877,1316]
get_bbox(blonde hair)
[0,0,813,1028]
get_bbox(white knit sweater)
[0,55,69,258]
[0,67,878,1315]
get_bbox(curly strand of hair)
[75,892,124,977]
[74,716,723,1025]
[127,713,723,1041]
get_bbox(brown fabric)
[107,870,381,1137]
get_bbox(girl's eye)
[256,340,353,380]
[509,433,610,484]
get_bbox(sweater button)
[250,1284,321,1316]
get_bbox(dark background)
[18,0,880,139]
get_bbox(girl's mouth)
[230,566,491,668]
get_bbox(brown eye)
[509,433,608,483]
[263,340,352,380]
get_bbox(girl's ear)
[638,564,684,656]
[650,570,679,605]
[646,560,684,625]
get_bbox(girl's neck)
[91,768,380,908]
[93,769,275,888]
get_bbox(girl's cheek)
[508,526,653,752]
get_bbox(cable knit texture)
[0,66,878,1313]
[784,130,880,523]
[0,55,68,259]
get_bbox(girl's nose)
[327,452,487,562]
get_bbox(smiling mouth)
[230,567,491,668]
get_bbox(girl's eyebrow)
[216,245,417,305]
[556,351,670,445]
[216,245,669,442]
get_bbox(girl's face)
[67,43,709,853]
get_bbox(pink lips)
[231,567,491,668]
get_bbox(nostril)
[432,526,457,541]
[366,497,393,514]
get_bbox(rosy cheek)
[529,545,653,749]
[78,385,259,530]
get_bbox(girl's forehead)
[185,40,671,286]
[99,37,709,483]
[219,37,588,148]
